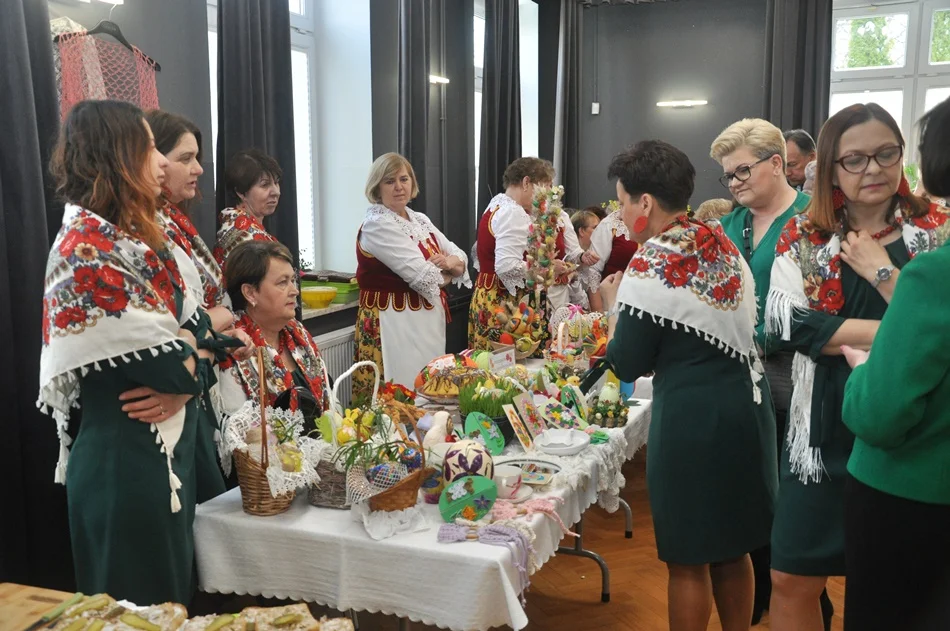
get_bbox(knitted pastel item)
[438,522,535,605]
[491,497,579,538]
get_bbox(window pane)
[474,16,485,70]
[925,87,950,114]
[833,14,908,71]
[291,49,315,270]
[474,90,482,213]
[931,9,950,64]
[208,31,218,168]
[829,90,904,134]
[289,0,304,16]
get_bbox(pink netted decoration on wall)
[57,30,159,121]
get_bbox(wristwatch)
[871,265,896,288]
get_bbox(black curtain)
[398,0,431,214]
[215,0,299,263]
[1,0,72,587]
[764,0,833,137]
[553,0,583,208]
[477,0,522,213]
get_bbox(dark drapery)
[215,0,299,263]
[398,0,431,214]
[764,0,833,137]
[0,0,72,587]
[553,0,583,207]
[477,0,522,213]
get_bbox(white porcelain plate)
[534,428,590,456]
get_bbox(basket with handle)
[367,410,430,512]
[309,360,381,509]
[233,347,295,516]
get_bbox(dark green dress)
[67,286,222,606]
[771,239,910,576]
[607,314,778,565]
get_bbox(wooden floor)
[296,455,846,630]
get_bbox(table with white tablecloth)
[194,401,651,631]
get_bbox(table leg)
[398,618,411,631]
[349,611,359,630]
[556,517,611,603]
[619,498,633,539]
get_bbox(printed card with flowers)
[540,400,582,430]
[503,404,534,451]
[513,393,547,439]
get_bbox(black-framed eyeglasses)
[719,156,772,189]
[835,145,903,174]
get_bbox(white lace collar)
[485,193,526,216]
[605,210,630,240]
[364,204,434,243]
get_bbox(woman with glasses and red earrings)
[765,103,950,631]
[710,118,812,626]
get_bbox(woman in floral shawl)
[599,140,777,631]
[38,101,230,605]
[214,148,281,269]
[765,103,950,630]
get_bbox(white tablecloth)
[194,402,651,631]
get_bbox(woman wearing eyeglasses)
[710,118,811,626]
[765,103,950,631]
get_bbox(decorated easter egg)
[438,475,498,522]
[599,381,621,404]
[399,445,423,471]
[463,412,505,456]
[442,439,494,484]
[366,462,402,488]
[421,468,444,504]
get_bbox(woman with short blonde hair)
[353,152,470,401]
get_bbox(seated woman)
[600,140,777,631]
[214,148,281,268]
[354,152,470,400]
[39,100,227,606]
[221,241,328,419]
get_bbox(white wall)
[312,0,374,272]
[520,0,540,158]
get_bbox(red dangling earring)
[897,175,911,198]
[633,216,649,234]
[832,186,846,211]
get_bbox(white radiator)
[314,326,356,408]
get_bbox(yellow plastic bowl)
[301,286,337,309]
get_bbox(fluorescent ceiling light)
[97,0,125,4]
[429,75,450,84]
[657,99,708,108]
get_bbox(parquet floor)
[269,455,846,630]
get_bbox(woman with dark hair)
[468,157,571,349]
[765,103,950,631]
[146,110,230,322]
[38,100,229,605]
[221,240,327,418]
[837,98,950,630]
[214,148,281,268]
[599,140,777,631]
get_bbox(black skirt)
[844,475,950,631]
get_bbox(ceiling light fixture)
[429,75,450,85]
[657,99,708,108]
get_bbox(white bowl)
[534,429,590,456]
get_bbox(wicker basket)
[234,348,295,516]
[309,360,380,509]
[490,340,540,361]
[368,411,431,512]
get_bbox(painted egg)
[366,462,402,488]
[399,446,423,471]
[442,439,494,484]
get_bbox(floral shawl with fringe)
[39,205,201,513]
[615,215,763,401]
[766,201,950,483]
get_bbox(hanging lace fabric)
[55,27,159,120]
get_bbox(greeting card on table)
[513,392,547,439]
[502,404,533,451]
[541,399,582,430]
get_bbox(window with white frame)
[473,0,540,214]
[830,0,950,171]
[207,0,318,268]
